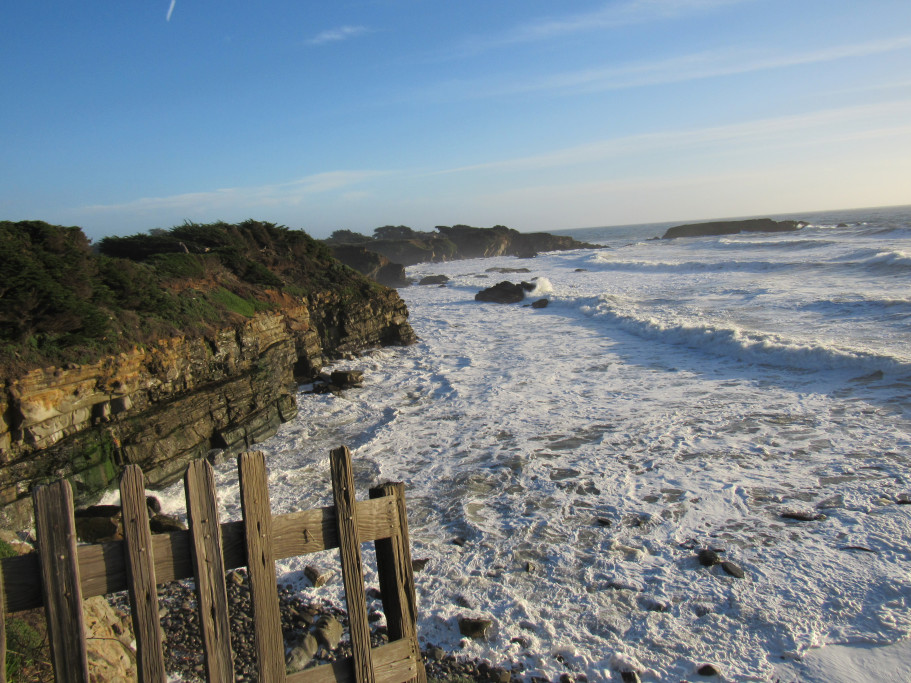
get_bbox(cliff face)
[0,220,415,528]
[0,293,413,527]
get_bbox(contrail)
[166,0,176,21]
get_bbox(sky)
[2,1,911,241]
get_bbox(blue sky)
[2,1,910,241]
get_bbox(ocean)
[159,205,911,681]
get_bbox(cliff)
[0,220,415,527]
[661,218,806,239]
[327,224,597,281]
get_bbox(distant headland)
[661,218,807,239]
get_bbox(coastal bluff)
[0,220,415,527]
[326,224,597,286]
[661,218,806,239]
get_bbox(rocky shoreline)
[107,567,529,682]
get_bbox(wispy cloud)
[305,25,370,46]
[432,99,911,175]
[77,171,389,215]
[461,0,749,52]
[423,34,911,102]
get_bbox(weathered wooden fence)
[0,446,427,683]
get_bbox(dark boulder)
[418,275,449,285]
[475,281,535,304]
[530,299,549,309]
[330,370,364,389]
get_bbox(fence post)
[33,479,89,682]
[238,451,285,682]
[120,465,166,682]
[369,482,426,683]
[185,459,235,682]
[330,446,376,683]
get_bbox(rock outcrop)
[327,245,409,288]
[661,218,805,239]
[328,224,597,282]
[0,220,416,528]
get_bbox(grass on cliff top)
[0,219,384,376]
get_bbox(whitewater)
[159,205,911,681]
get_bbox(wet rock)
[419,275,449,285]
[721,561,745,578]
[74,506,123,543]
[285,633,317,672]
[146,495,162,515]
[697,549,721,567]
[458,616,493,639]
[330,370,363,389]
[697,663,720,676]
[315,615,344,651]
[620,671,641,683]
[474,281,534,304]
[780,510,826,521]
[426,646,446,661]
[486,267,531,274]
[412,558,430,572]
[304,565,332,588]
[530,299,549,309]
[149,513,187,534]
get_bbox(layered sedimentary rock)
[0,291,414,528]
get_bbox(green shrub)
[210,288,256,318]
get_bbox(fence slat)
[185,459,235,682]
[1,496,399,614]
[330,446,376,683]
[238,451,285,682]
[33,480,89,683]
[287,638,419,683]
[369,483,426,683]
[120,465,166,683]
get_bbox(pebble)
[721,561,745,579]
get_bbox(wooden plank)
[120,465,166,682]
[1,496,399,614]
[369,484,426,683]
[238,451,285,682]
[185,459,235,682]
[330,446,376,683]
[33,479,89,682]
[287,639,419,683]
